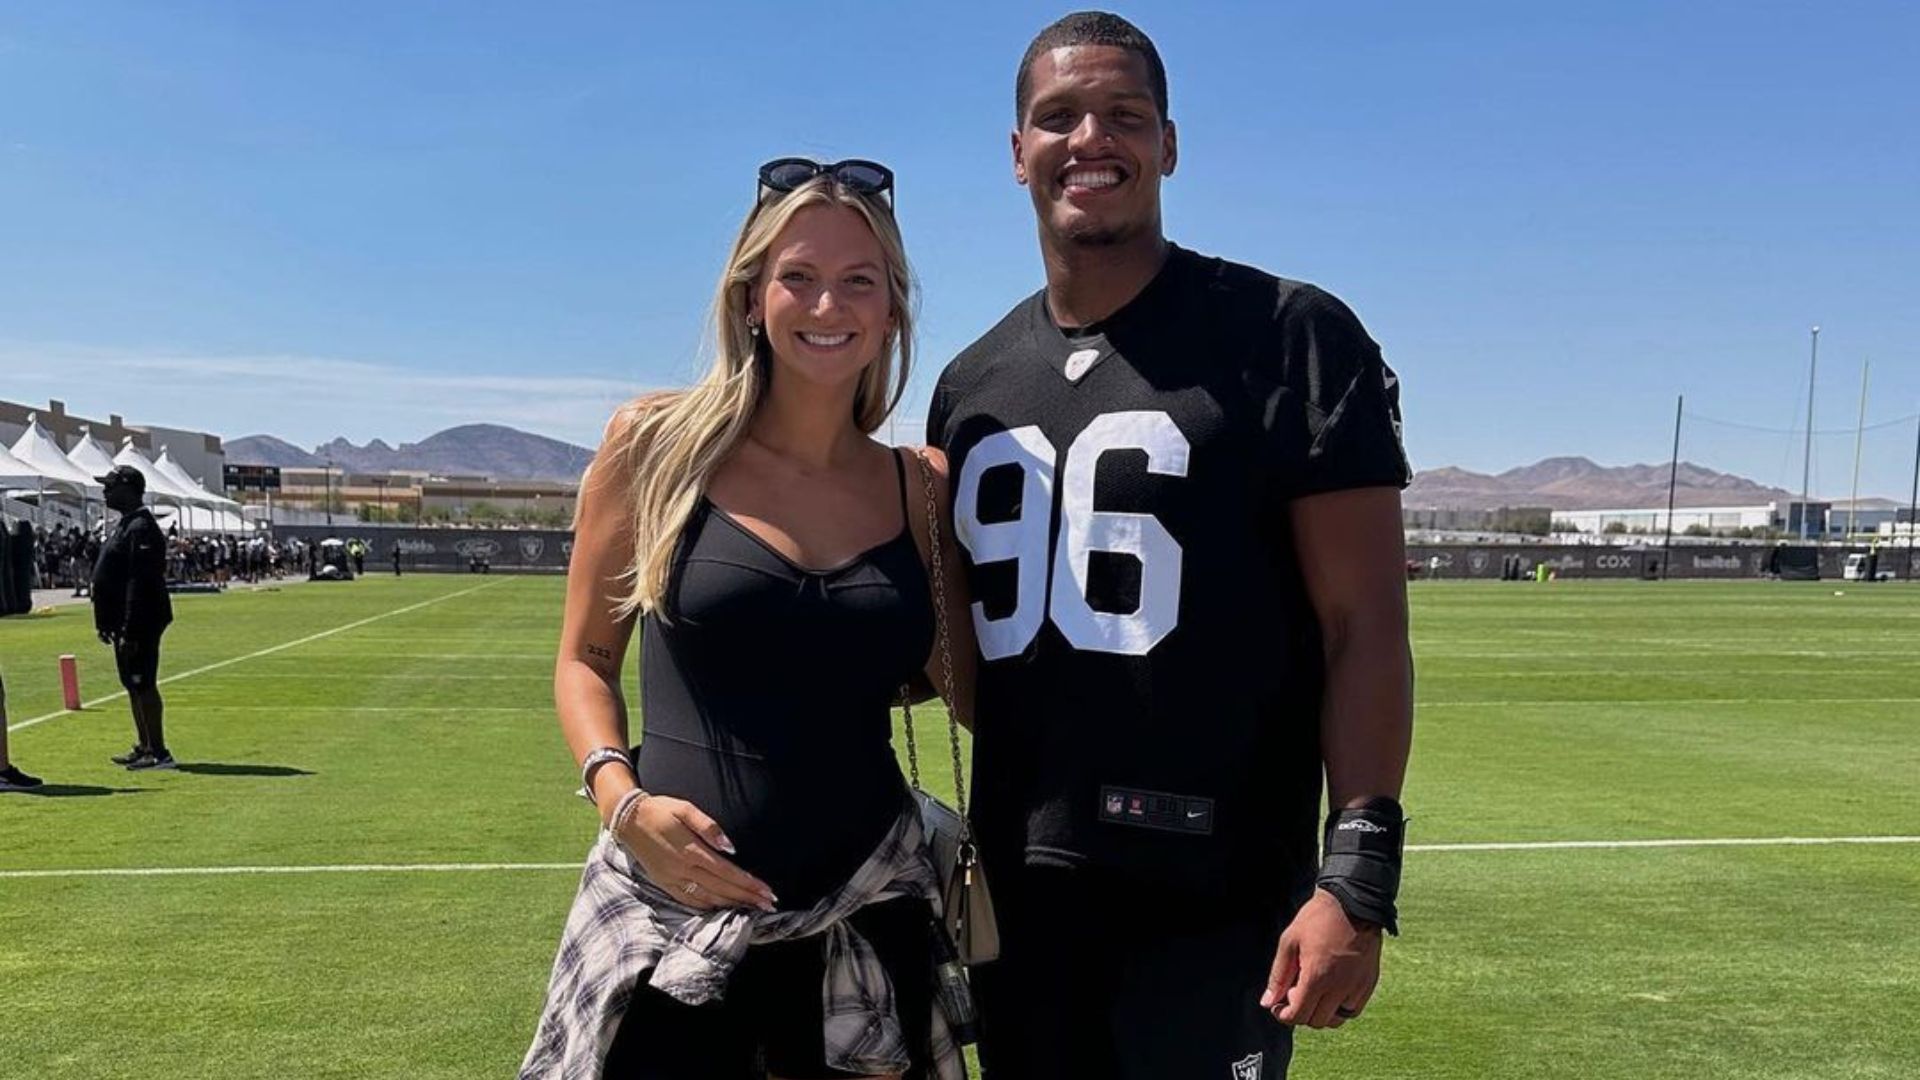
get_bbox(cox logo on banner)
[1593,553,1634,570]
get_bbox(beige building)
[253,466,575,525]
[0,398,154,458]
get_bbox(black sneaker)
[0,766,45,791]
[110,745,146,766]
[126,751,177,772]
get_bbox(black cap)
[96,464,146,494]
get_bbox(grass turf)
[2,576,1915,1077]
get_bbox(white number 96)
[954,411,1189,659]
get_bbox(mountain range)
[229,427,1877,511]
[1406,456,1836,511]
[225,424,594,481]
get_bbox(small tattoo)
[585,644,613,661]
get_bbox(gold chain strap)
[899,448,967,819]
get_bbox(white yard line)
[6,836,1917,880]
[6,581,504,734]
[1419,697,1920,708]
[193,672,538,680]
[0,862,578,879]
[1410,835,1920,852]
[178,705,536,712]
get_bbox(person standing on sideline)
[391,540,402,576]
[924,13,1414,1078]
[92,465,177,771]
[0,670,46,791]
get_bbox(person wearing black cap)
[92,464,176,770]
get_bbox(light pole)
[325,455,334,527]
[1908,414,1920,582]
[1799,326,1818,541]
[373,477,388,524]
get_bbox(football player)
[925,12,1414,1078]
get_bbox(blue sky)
[3,1,1916,497]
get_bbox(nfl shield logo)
[1231,1052,1263,1080]
[519,536,545,562]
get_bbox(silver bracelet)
[607,786,651,836]
[579,746,634,802]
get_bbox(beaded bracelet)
[607,786,652,836]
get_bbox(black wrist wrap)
[1316,799,1405,936]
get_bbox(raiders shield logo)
[1232,1052,1263,1080]
[519,536,545,562]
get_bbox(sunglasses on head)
[757,157,895,208]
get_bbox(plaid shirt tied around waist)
[520,802,965,1080]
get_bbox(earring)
[748,321,761,339]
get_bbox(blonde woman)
[522,160,970,1080]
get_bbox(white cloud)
[1,341,655,449]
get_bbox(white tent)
[113,442,218,531]
[152,504,249,533]
[9,416,102,497]
[66,427,119,479]
[0,442,45,488]
[154,448,242,511]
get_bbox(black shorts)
[972,866,1298,1080]
[112,636,162,692]
[603,896,936,1080]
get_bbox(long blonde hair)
[597,178,915,618]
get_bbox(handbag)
[900,449,1000,966]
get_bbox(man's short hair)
[1015,11,1168,123]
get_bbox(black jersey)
[926,245,1409,906]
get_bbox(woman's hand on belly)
[617,796,780,913]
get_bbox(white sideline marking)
[181,705,535,712]
[0,862,577,880]
[6,836,1917,880]
[1410,835,1920,852]
[198,672,535,681]
[6,581,504,734]
[1420,697,1920,708]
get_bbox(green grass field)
[3,576,1916,1078]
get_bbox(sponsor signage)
[277,527,571,571]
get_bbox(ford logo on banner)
[453,539,501,559]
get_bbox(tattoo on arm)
[585,643,613,662]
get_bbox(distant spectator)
[0,669,45,791]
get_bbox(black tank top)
[633,449,934,907]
